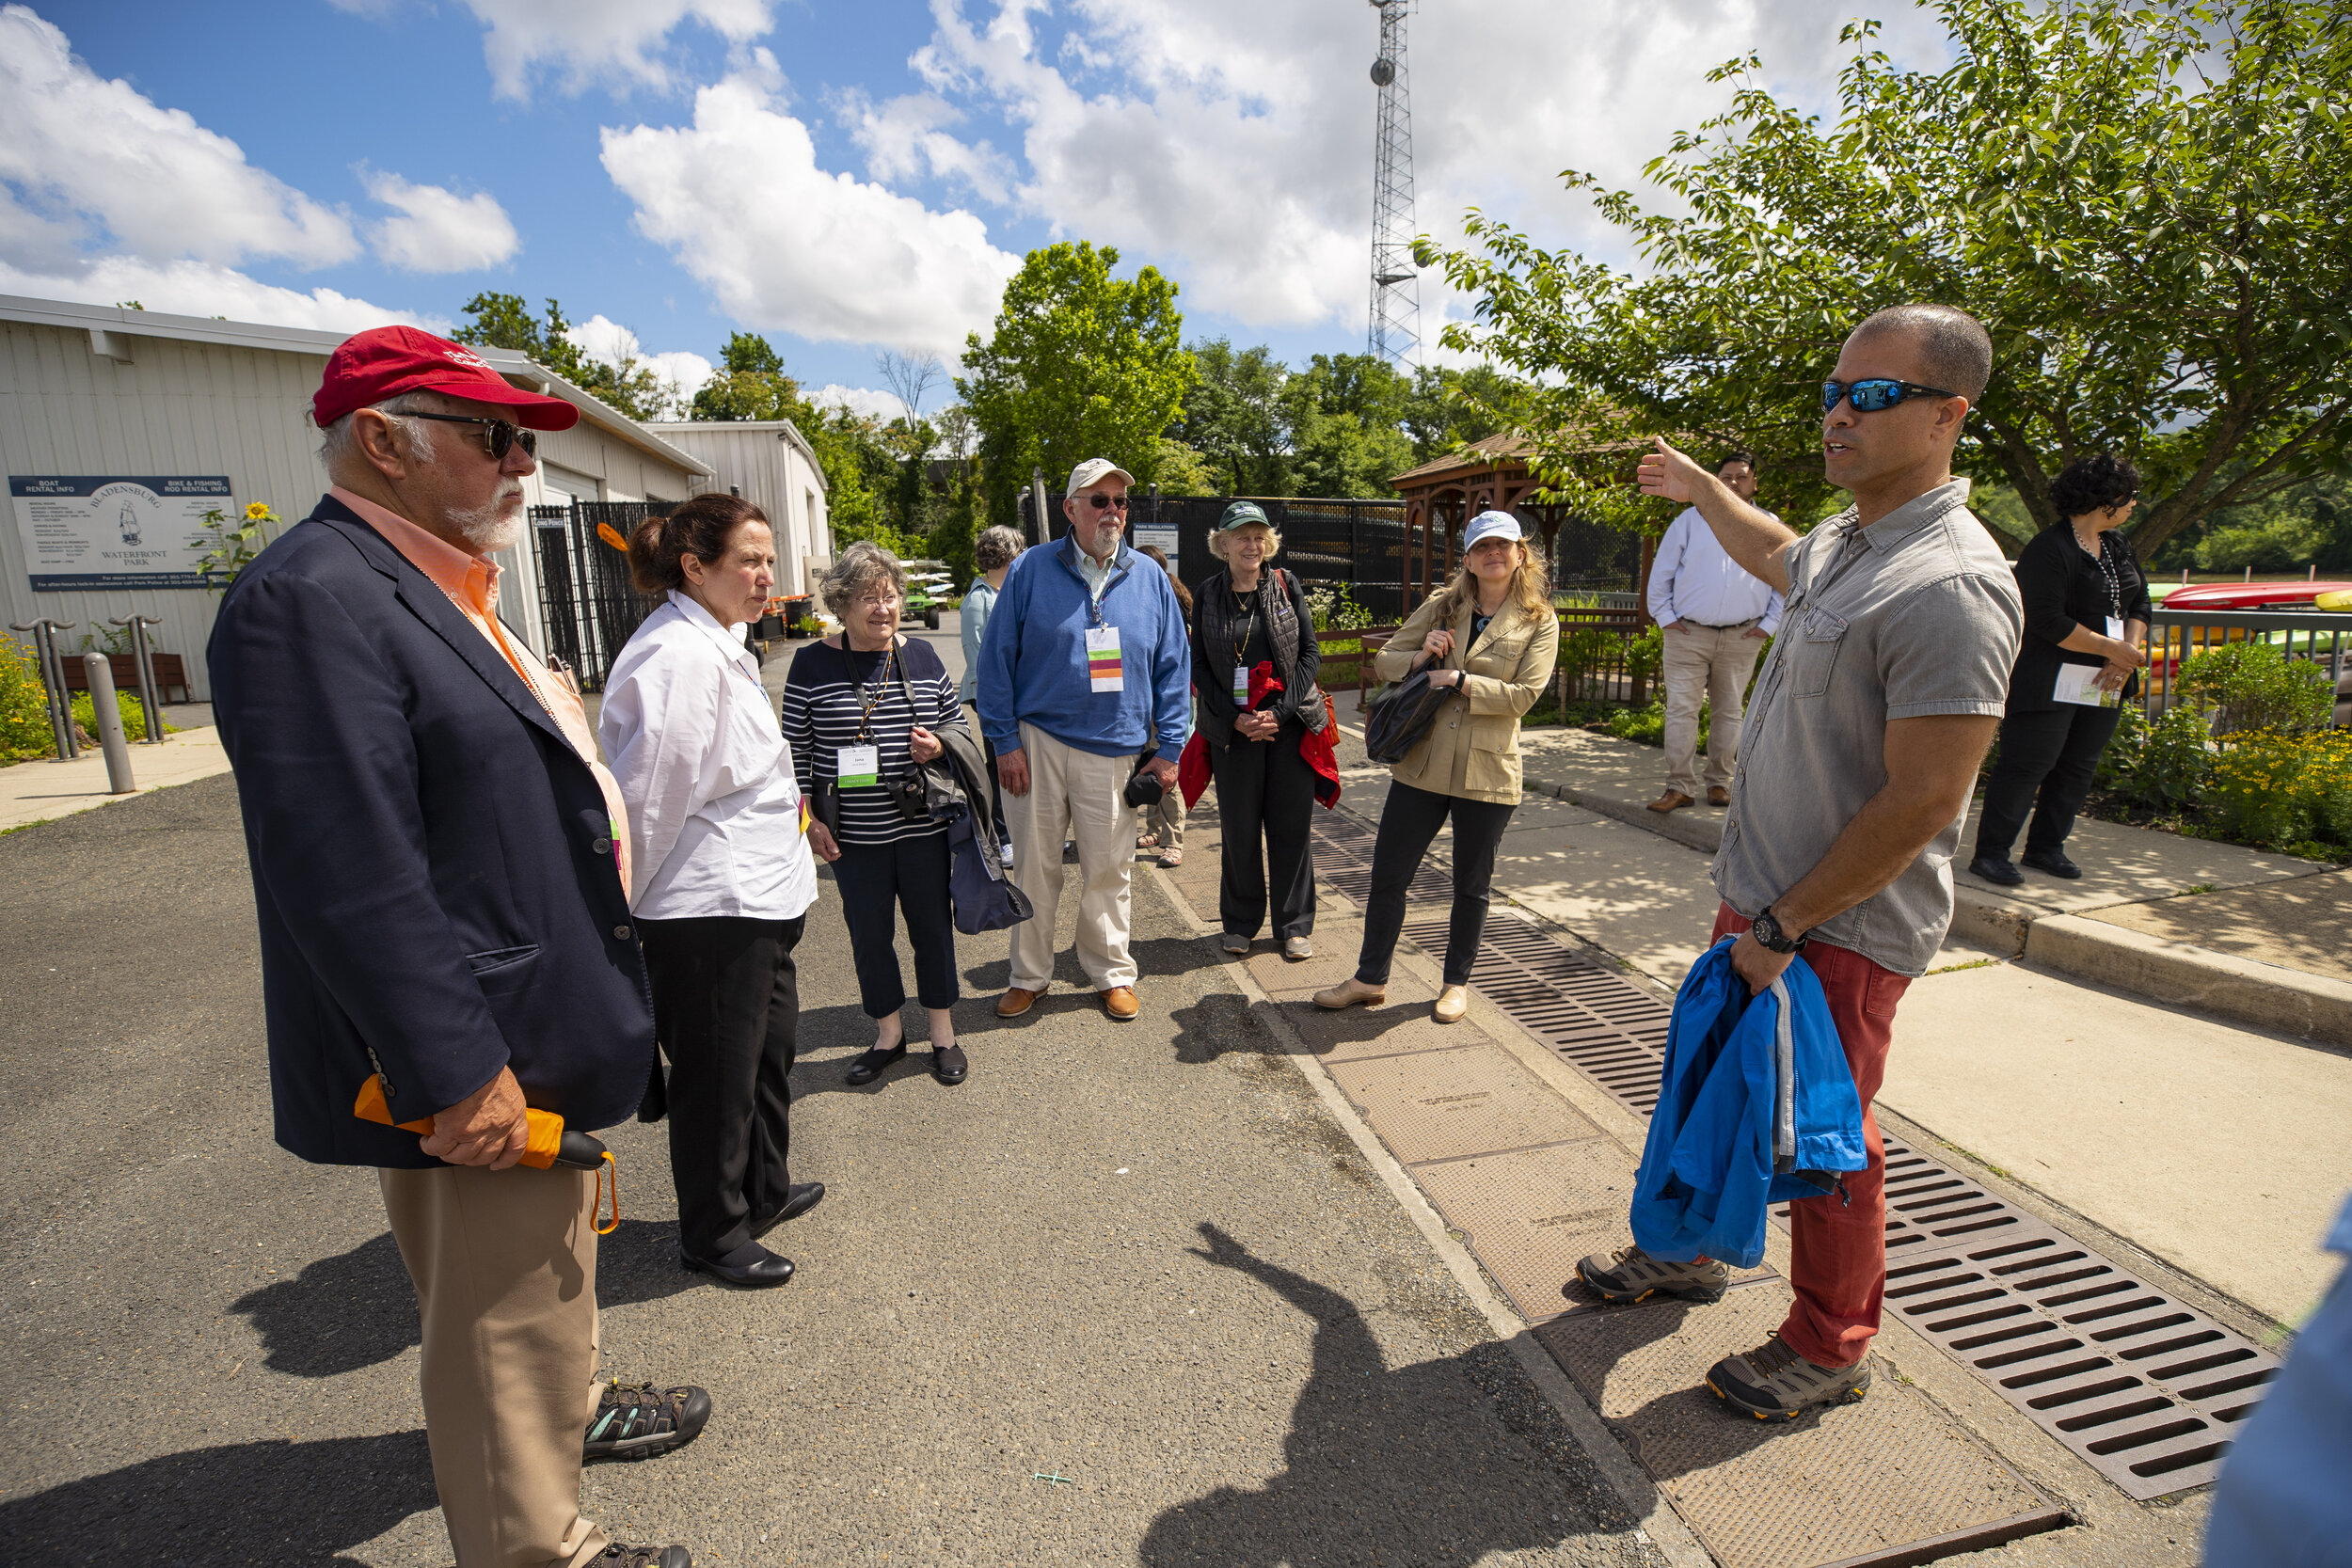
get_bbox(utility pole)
[1366,0,1420,367]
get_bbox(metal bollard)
[9,618,79,759]
[82,653,137,794]
[110,614,168,744]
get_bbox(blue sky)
[6,1,1948,417]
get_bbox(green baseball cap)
[1216,500,1271,531]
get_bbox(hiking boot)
[1575,1244,1729,1305]
[584,1380,711,1463]
[1705,1332,1871,1419]
[590,1546,691,1568]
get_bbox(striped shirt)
[780,636,964,846]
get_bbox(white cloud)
[872,0,1951,356]
[564,313,713,400]
[0,256,445,334]
[600,55,1022,356]
[362,170,520,273]
[447,0,775,100]
[0,5,358,271]
[810,384,906,423]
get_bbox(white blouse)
[598,592,818,922]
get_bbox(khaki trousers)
[1007,722,1140,991]
[380,1164,607,1568]
[1661,621,1763,797]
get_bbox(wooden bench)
[55,652,192,705]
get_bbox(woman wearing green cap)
[1193,501,1325,958]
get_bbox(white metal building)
[643,420,833,597]
[0,294,714,699]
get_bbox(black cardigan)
[2007,525,2153,715]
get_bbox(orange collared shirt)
[330,486,633,897]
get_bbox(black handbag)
[1363,665,1452,764]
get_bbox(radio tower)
[1366,0,1419,366]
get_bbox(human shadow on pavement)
[1140,1223,1641,1568]
[230,1219,702,1375]
[0,1428,436,1564]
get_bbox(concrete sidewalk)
[1507,724,2352,1046]
[0,723,231,832]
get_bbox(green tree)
[1427,0,2352,556]
[1279,355,1415,498]
[690,331,801,421]
[957,242,1196,531]
[453,292,671,420]
[1402,365,1519,465]
[1175,338,1289,494]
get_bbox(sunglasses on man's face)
[1820,378,1962,414]
[400,411,539,460]
[1079,492,1131,512]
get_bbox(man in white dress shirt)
[1645,451,1784,812]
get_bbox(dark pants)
[969,705,1010,848]
[638,914,805,1259]
[834,830,960,1016]
[1976,704,2123,861]
[1211,722,1318,940]
[1355,780,1517,987]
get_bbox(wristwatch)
[1749,906,1804,954]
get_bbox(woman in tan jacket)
[1316,511,1558,1022]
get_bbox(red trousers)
[1712,903,1912,1368]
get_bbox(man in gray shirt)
[1578,304,2024,1421]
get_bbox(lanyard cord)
[2090,532,2124,621]
[850,639,898,744]
[1231,579,1261,671]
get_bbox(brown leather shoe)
[1312,977,1385,1010]
[1648,789,1694,814]
[1707,785,1731,807]
[1103,985,1140,1021]
[995,987,1042,1018]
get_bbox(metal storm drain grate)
[1311,812,1453,906]
[1382,886,2275,1503]
[1845,1143,2281,1500]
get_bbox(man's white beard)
[449,488,526,554]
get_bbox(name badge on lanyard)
[1232,664,1249,705]
[836,743,880,788]
[1086,626,1123,692]
[2106,615,2125,641]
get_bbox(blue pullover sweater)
[976,533,1191,761]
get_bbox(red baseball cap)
[312,325,581,431]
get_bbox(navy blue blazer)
[208,494,655,1168]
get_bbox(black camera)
[889,770,934,824]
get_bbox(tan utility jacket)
[1372,591,1558,804]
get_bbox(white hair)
[315,389,451,469]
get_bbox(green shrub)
[2177,642,2334,736]
[2097,705,2212,810]
[1607,700,1666,745]
[2206,730,2352,848]
[1,640,55,763]
[70,689,169,742]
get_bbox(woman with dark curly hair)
[1968,452,2152,886]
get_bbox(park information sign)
[10,476,230,591]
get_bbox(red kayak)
[2160,581,2352,611]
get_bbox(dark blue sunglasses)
[1821,378,1962,413]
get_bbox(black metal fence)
[1128,495,1408,622]
[2144,607,2351,725]
[530,501,668,692]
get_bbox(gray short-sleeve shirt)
[1714,479,2024,975]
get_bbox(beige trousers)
[1007,721,1140,991]
[380,1163,607,1568]
[1661,621,1764,797]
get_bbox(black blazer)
[2007,525,2153,715]
[208,494,655,1168]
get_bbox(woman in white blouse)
[599,494,822,1291]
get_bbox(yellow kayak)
[2318,589,2352,611]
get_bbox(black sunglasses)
[1821,378,1962,414]
[1078,493,1131,512]
[399,411,539,459]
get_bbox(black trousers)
[1211,723,1319,940]
[969,705,1010,847]
[1976,704,2124,860]
[1355,780,1518,987]
[638,913,805,1259]
[834,830,960,1016]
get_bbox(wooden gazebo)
[1389,434,1655,620]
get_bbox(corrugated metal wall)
[644,423,833,595]
[1,320,698,699]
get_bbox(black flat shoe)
[1969,854,2024,887]
[2021,849,2082,879]
[931,1044,968,1085]
[845,1042,907,1085]
[681,1242,795,1290]
[750,1182,825,1240]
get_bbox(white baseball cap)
[1462,510,1523,549]
[1065,457,1135,496]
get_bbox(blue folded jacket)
[1629,938,1867,1269]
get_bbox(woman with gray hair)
[960,524,1025,859]
[782,541,971,1086]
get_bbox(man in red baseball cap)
[210,325,706,1568]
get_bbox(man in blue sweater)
[977,458,1190,1021]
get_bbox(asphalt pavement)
[0,773,1667,1568]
